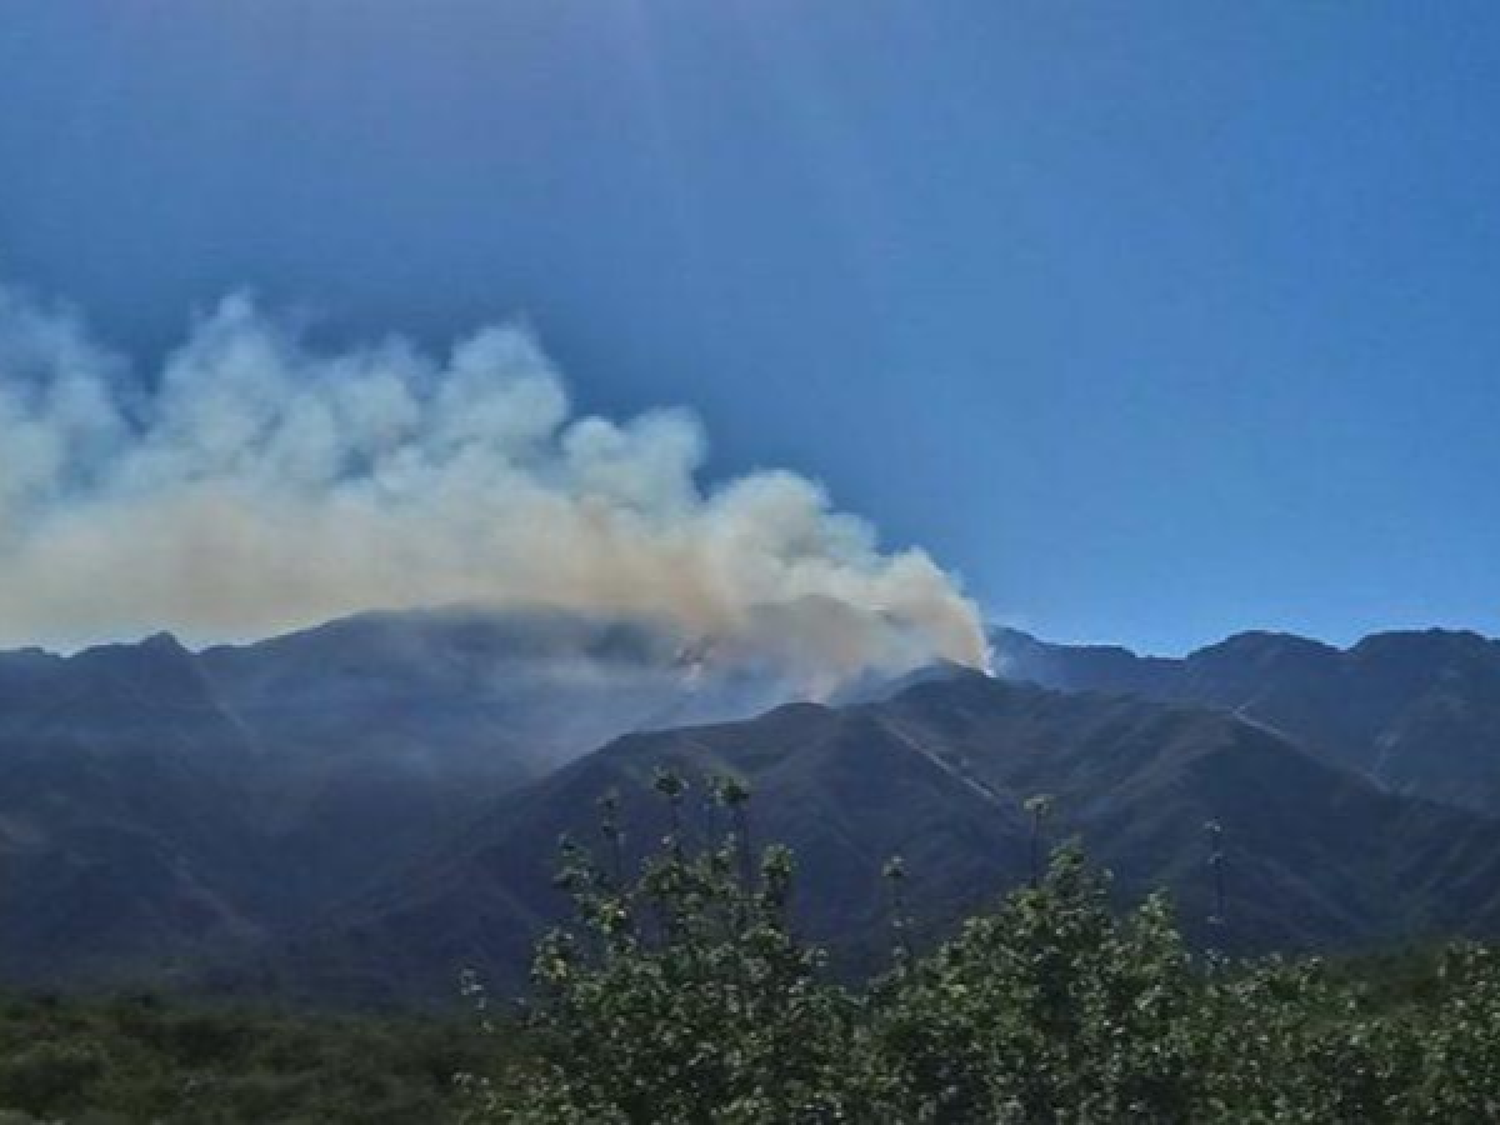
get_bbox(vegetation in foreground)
[5,773,1500,1123]
[471,774,1500,1124]
[0,994,493,1124]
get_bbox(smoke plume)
[0,288,986,683]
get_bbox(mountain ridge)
[993,625,1500,813]
[9,612,1500,1005]
[263,670,1500,1005]
[0,606,829,988]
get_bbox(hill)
[0,607,799,988]
[277,671,1500,1004]
[993,627,1500,813]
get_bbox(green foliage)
[476,775,874,1123]
[0,993,491,1123]
[7,780,1500,1122]
[870,847,1199,1121]
[469,776,1500,1124]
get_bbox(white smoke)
[0,287,987,682]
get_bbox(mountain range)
[0,607,792,988]
[5,611,1500,1005]
[993,627,1500,814]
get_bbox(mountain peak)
[140,630,189,653]
[1195,630,1335,655]
[1349,627,1496,658]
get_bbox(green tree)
[467,786,1500,1124]
[869,844,1198,1122]
[479,774,874,1124]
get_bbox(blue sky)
[2,1,1498,654]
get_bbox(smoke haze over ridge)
[0,287,986,682]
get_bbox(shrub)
[869,847,1198,1121]
[476,777,875,1123]
[0,1039,106,1116]
[468,779,1500,1124]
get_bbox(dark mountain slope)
[280,673,1500,1005]
[993,627,1500,813]
[0,607,812,988]
[12,614,1500,1002]
[0,635,271,984]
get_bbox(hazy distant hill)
[276,671,1500,1005]
[993,627,1500,813]
[11,612,1500,1005]
[0,607,802,987]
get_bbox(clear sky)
[2,1,1497,655]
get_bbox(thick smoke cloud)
[0,288,987,683]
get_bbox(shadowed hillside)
[0,607,807,989]
[994,627,1500,813]
[274,671,1500,1005]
